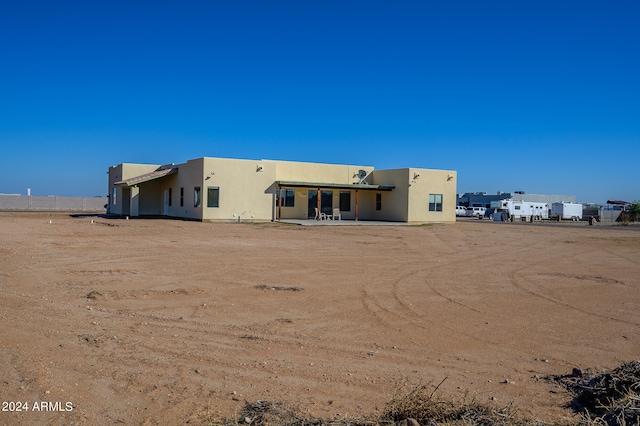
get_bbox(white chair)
[314,207,327,221]
[332,208,341,220]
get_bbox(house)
[107,157,457,223]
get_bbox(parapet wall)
[0,195,107,212]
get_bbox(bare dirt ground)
[0,213,638,425]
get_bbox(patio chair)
[314,208,327,221]
[332,208,341,220]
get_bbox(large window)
[194,187,201,207]
[180,187,184,207]
[277,188,295,207]
[112,187,116,205]
[340,191,351,211]
[168,188,172,207]
[429,194,443,212]
[207,187,219,208]
[376,193,382,211]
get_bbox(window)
[429,194,443,212]
[339,191,351,212]
[376,193,382,211]
[207,187,219,208]
[277,188,295,207]
[112,187,116,205]
[194,187,201,207]
[180,187,184,207]
[168,188,172,207]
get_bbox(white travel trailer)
[550,202,583,221]
[491,199,549,221]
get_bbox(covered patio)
[274,180,395,222]
[278,218,412,226]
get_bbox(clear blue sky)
[1,1,638,203]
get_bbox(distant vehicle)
[456,206,467,217]
[550,202,583,221]
[486,207,509,221]
[466,206,486,218]
[490,200,548,221]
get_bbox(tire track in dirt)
[509,271,639,326]
[357,232,564,362]
[599,245,640,273]
[364,233,550,325]
[504,243,640,327]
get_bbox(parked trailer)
[551,202,583,221]
[490,200,549,221]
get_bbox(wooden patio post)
[277,184,282,220]
[355,189,359,221]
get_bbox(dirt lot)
[0,213,638,425]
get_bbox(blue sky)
[1,1,638,203]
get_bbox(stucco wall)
[370,169,410,222]
[269,160,374,185]
[137,178,165,216]
[407,168,457,223]
[199,157,276,221]
[108,163,160,215]
[268,159,375,220]
[164,158,204,220]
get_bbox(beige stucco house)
[107,157,457,223]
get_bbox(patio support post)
[317,187,321,217]
[277,184,282,221]
[355,189,359,221]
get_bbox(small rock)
[244,417,252,424]
[406,419,421,426]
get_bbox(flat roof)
[276,181,394,191]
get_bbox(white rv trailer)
[550,202,583,221]
[490,199,549,220]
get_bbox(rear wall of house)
[368,169,409,222]
[268,160,375,220]
[199,157,276,221]
[108,163,160,216]
[407,168,457,223]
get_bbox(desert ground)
[0,213,638,425]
